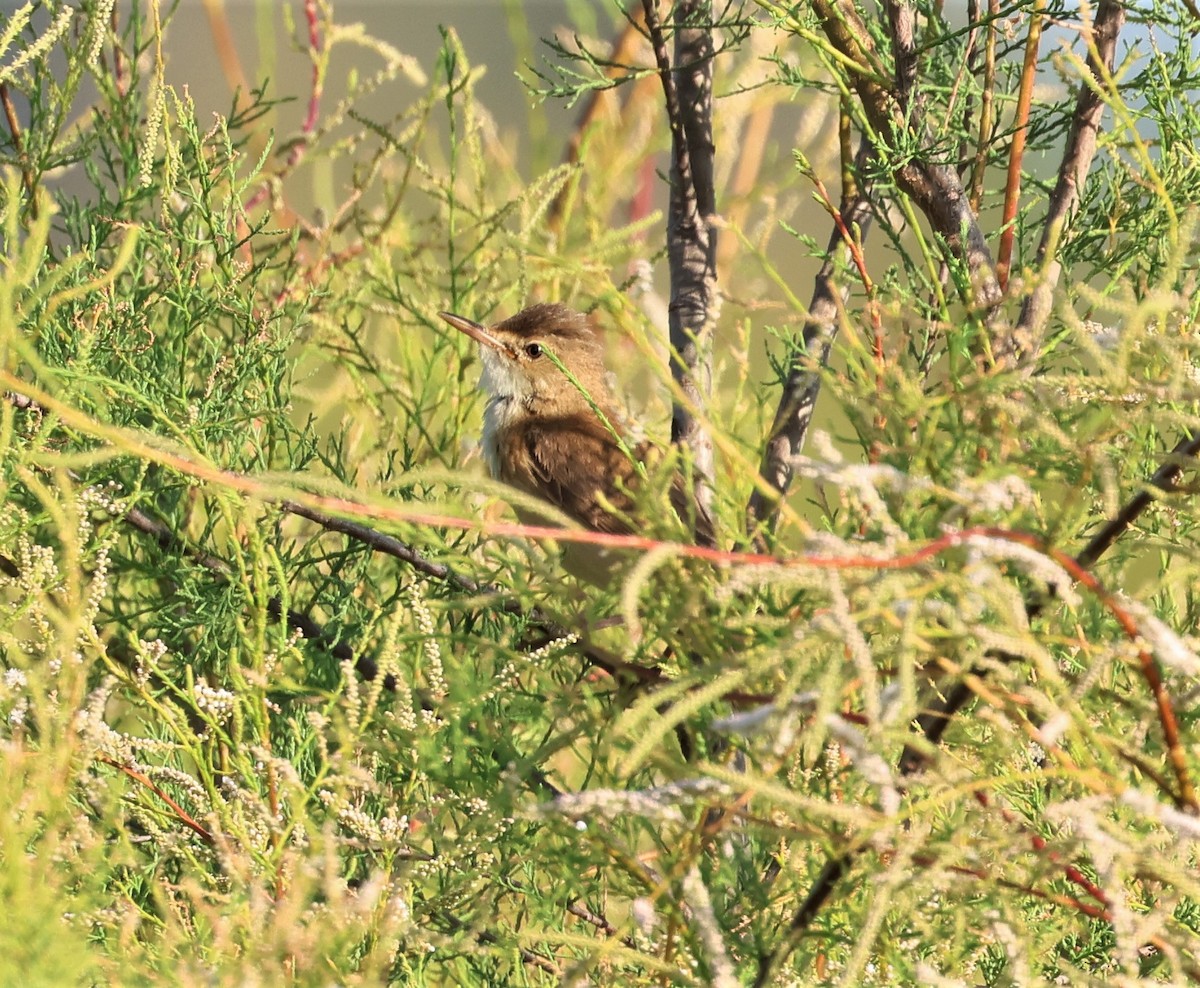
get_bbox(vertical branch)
[1012,0,1125,358]
[995,0,1044,291]
[0,83,37,219]
[642,0,718,524]
[200,0,254,117]
[883,0,918,106]
[968,0,998,211]
[746,144,875,542]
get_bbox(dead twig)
[99,755,215,845]
[0,82,37,218]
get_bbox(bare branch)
[883,0,918,105]
[280,499,484,594]
[0,82,37,218]
[995,0,1046,291]
[1012,0,1126,359]
[1075,428,1200,571]
[277,501,667,689]
[642,0,718,530]
[746,144,875,541]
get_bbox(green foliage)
[0,1,1198,986]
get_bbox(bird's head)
[439,303,613,409]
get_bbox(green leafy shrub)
[1,1,1199,985]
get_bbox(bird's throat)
[481,393,526,480]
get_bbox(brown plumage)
[439,304,713,576]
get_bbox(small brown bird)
[439,303,712,579]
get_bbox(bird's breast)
[481,394,522,481]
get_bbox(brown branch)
[905,531,1200,805]
[745,143,875,543]
[883,0,918,107]
[808,167,887,454]
[0,82,37,219]
[122,503,233,575]
[995,0,1044,290]
[811,0,1003,322]
[1076,428,1200,571]
[99,755,215,845]
[1012,0,1126,360]
[971,790,1111,909]
[117,494,387,682]
[642,0,718,531]
[276,501,663,687]
[453,919,563,978]
[280,499,483,595]
[566,900,621,937]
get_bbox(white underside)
[479,348,533,478]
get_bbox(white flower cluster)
[0,485,127,738]
[318,788,411,847]
[0,4,73,86]
[193,683,237,720]
[541,777,729,825]
[408,583,446,699]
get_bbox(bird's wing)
[503,413,640,535]
[504,414,716,546]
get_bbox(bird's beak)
[439,311,514,356]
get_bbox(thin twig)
[99,755,215,845]
[808,168,886,451]
[0,82,37,218]
[566,900,621,937]
[968,0,998,211]
[121,492,570,796]
[969,790,1111,908]
[467,923,563,978]
[277,501,666,689]
[995,0,1044,290]
[281,500,482,594]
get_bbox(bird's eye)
[524,342,543,359]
